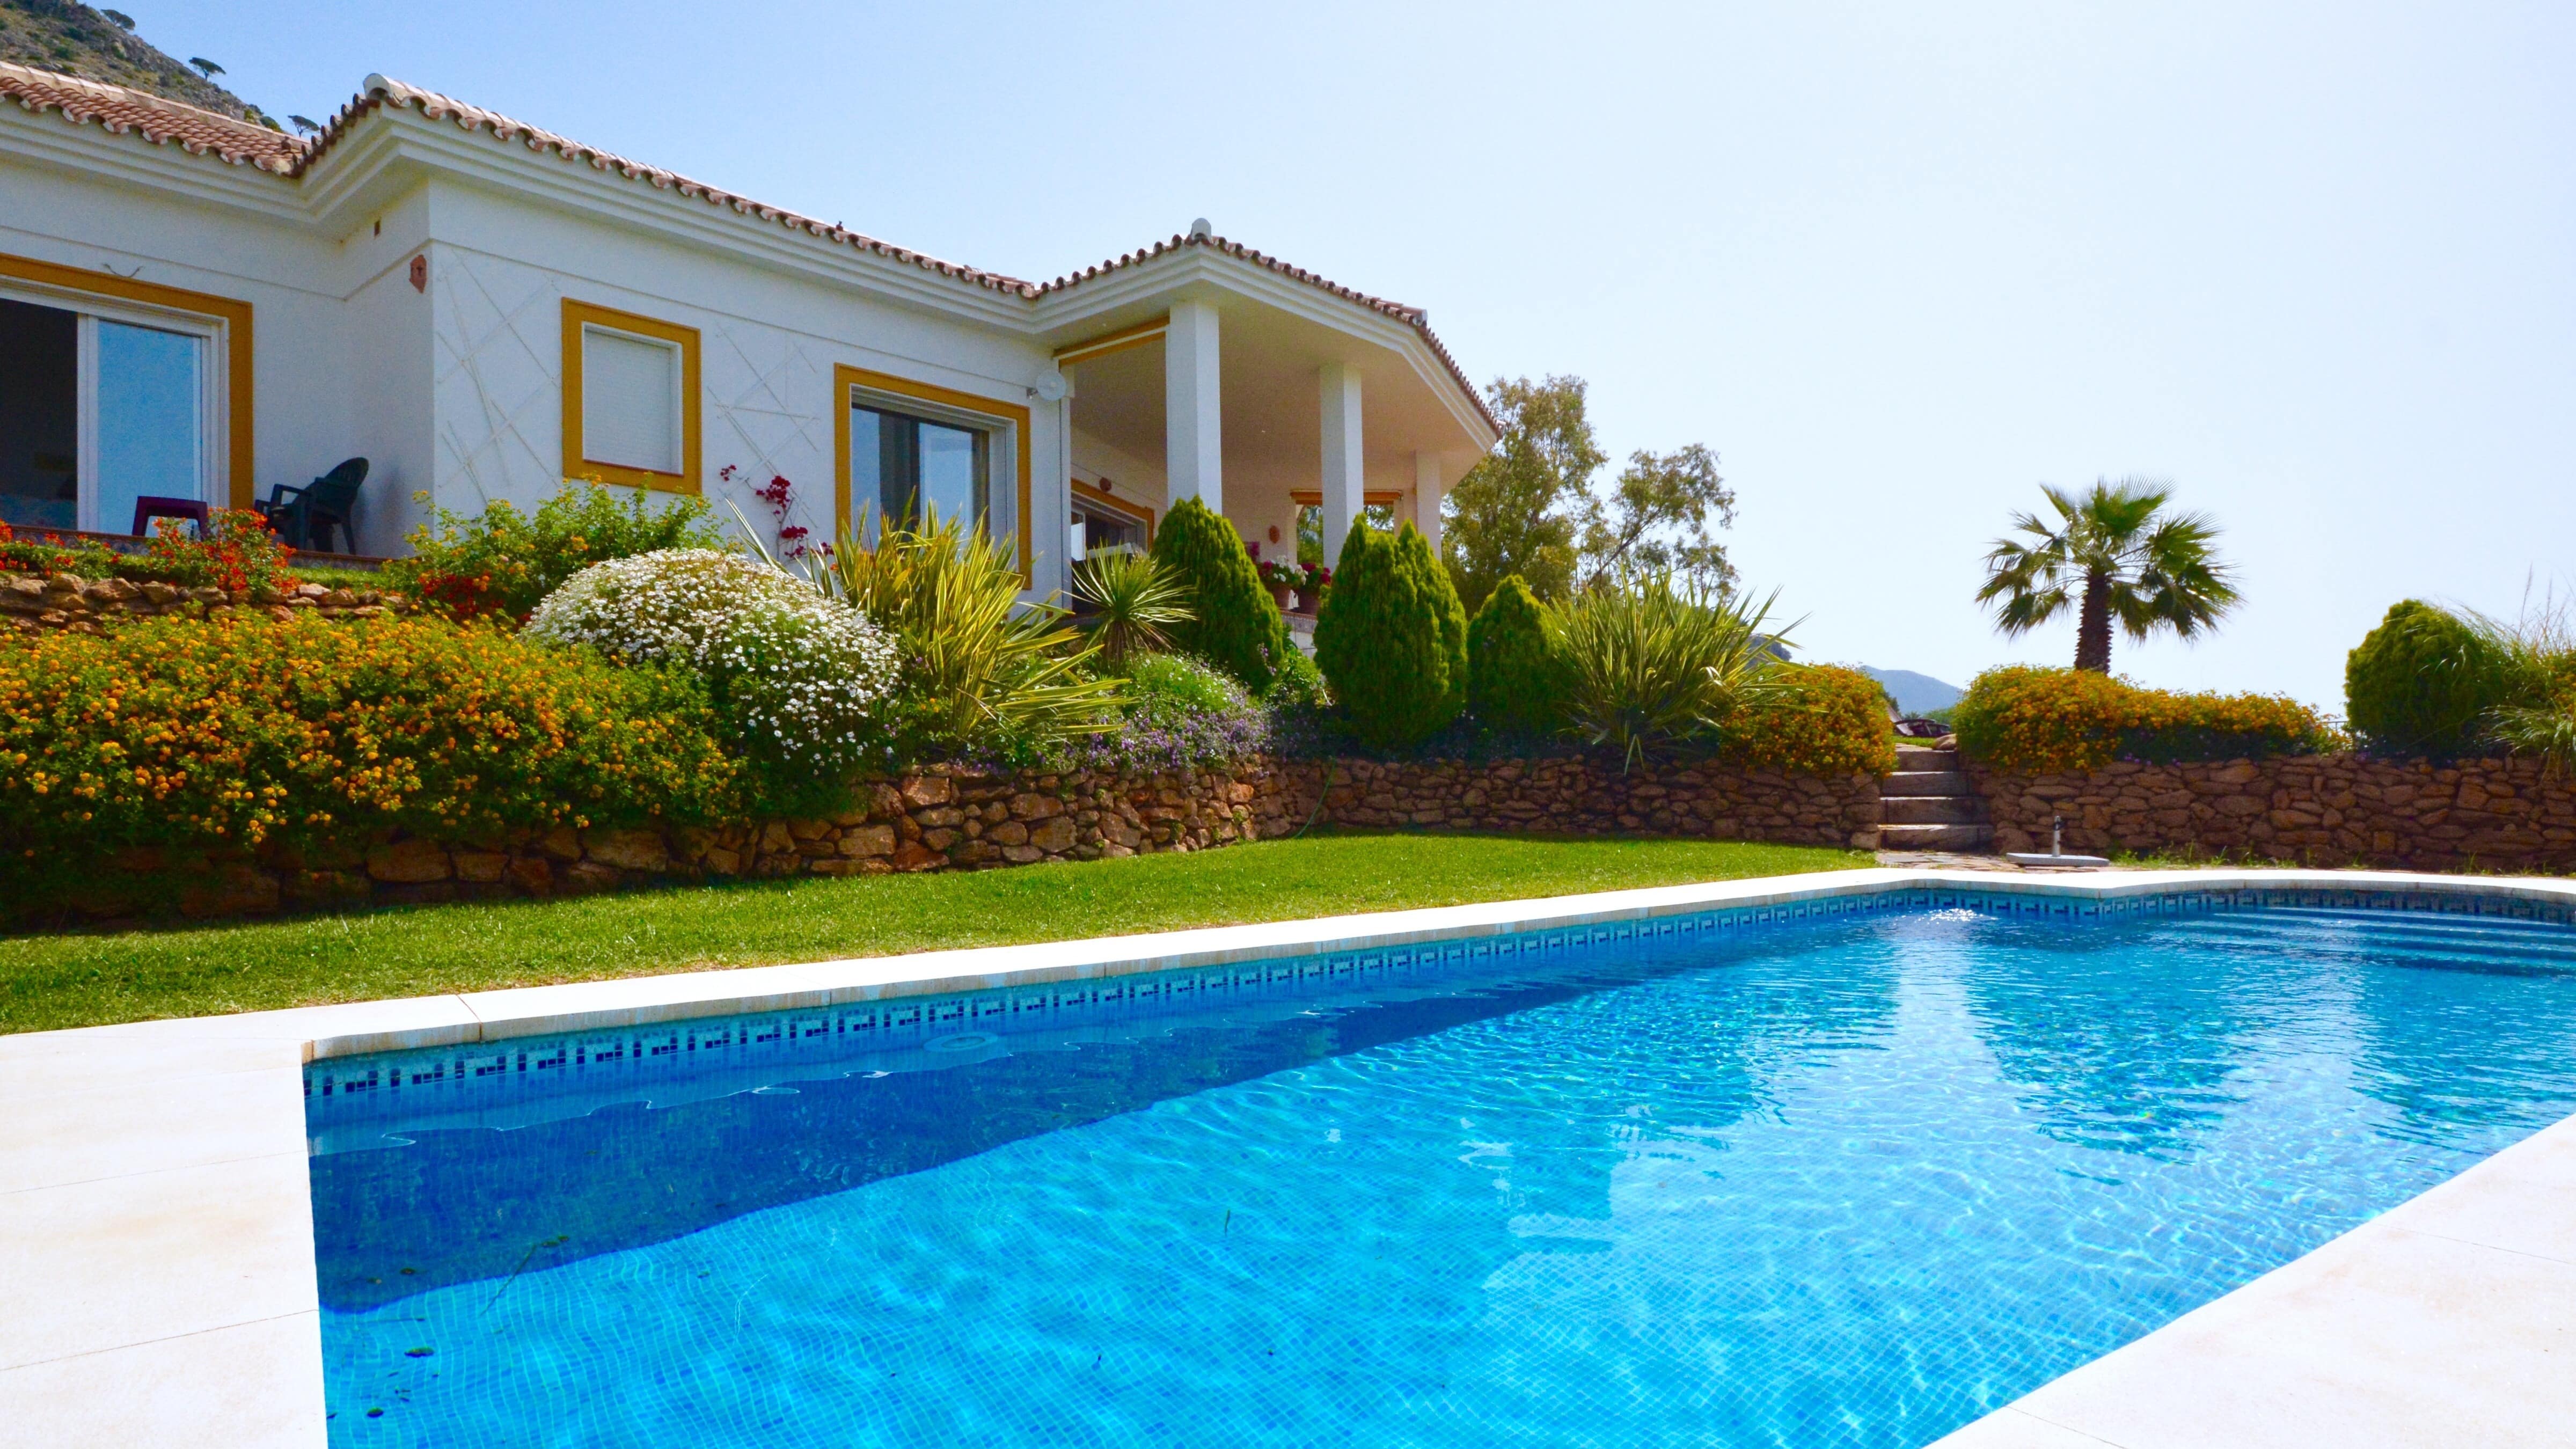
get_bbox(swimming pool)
[306,888,2576,1447]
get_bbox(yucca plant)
[1071,549,1192,671]
[758,510,1125,753]
[1554,575,1789,770]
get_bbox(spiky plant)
[1553,575,1788,771]
[1071,549,1191,671]
[1977,478,2241,672]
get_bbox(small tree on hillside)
[1149,497,1286,692]
[1976,478,2241,672]
[1315,521,1466,748]
[1442,376,1597,611]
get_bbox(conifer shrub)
[1313,522,1466,749]
[1148,497,1286,692]
[2345,600,2509,758]
[1467,574,1567,735]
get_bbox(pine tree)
[1467,574,1565,736]
[1147,497,1284,692]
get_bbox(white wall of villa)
[0,64,1496,599]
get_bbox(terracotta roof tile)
[0,64,1490,434]
[1040,231,1495,435]
[303,75,1042,297]
[0,60,305,171]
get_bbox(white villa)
[0,62,1497,595]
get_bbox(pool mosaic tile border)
[302,881,2576,1137]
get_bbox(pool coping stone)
[3,866,2571,1446]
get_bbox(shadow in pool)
[314,969,1645,1313]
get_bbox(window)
[833,366,1029,572]
[0,294,213,533]
[560,300,700,492]
[1070,484,1149,561]
[850,402,988,535]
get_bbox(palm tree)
[1977,478,2241,672]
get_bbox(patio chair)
[254,457,368,552]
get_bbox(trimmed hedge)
[0,613,740,854]
[1952,665,2334,774]
[1722,665,1900,778]
[1149,497,1287,692]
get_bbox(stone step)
[1878,822,1995,850]
[1886,770,1971,796]
[1883,794,1987,825]
[1893,747,1959,767]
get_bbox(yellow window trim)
[1071,478,1153,542]
[832,363,1034,578]
[1052,313,1168,368]
[0,251,255,510]
[560,299,702,494]
[1290,489,1405,507]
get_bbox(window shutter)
[581,327,681,473]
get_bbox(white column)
[1319,361,1364,561]
[1415,451,1444,554]
[1163,299,1223,513]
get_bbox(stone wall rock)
[11,753,1879,925]
[1968,753,2576,872]
[0,570,402,634]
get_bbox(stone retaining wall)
[1,571,402,633]
[1320,756,1882,850]
[18,753,1882,924]
[1969,754,2576,872]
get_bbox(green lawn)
[0,832,1869,1035]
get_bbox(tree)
[1441,376,1599,611]
[1976,478,2241,672]
[1575,443,1737,595]
[1149,497,1287,691]
[1315,521,1466,748]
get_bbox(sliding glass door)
[0,294,212,533]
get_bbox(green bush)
[1314,522,1467,749]
[387,479,730,621]
[1148,497,1287,692]
[1467,574,1566,735]
[1955,666,2336,773]
[0,613,739,855]
[1266,647,1330,710]
[2345,601,2510,758]
[1723,665,1899,777]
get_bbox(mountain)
[1858,667,1963,717]
[0,1,273,125]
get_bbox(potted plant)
[1258,559,1301,612]
[1294,561,1331,615]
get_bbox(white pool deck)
[2,866,2571,1446]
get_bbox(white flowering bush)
[525,550,899,792]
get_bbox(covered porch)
[1031,229,1497,600]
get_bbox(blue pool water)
[310,897,2576,1447]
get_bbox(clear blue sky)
[145,1,2574,710]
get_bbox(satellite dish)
[1033,371,1069,402]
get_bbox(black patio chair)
[255,457,368,553]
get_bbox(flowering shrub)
[1952,666,2337,774]
[1718,665,1899,777]
[389,479,731,622]
[1067,653,1271,773]
[525,550,899,795]
[1257,559,1302,591]
[0,613,737,853]
[0,529,126,579]
[142,508,295,594]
